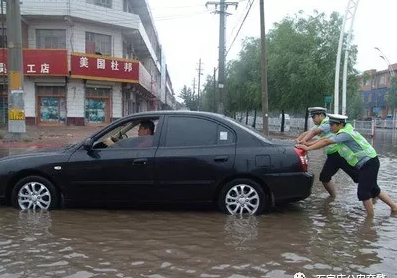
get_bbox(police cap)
[327,113,348,124]
[308,107,327,116]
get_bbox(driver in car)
[103,120,155,148]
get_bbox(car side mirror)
[83,138,93,150]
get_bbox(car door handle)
[214,155,229,162]
[133,158,148,165]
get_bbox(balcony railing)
[20,0,158,68]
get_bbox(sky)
[147,0,397,100]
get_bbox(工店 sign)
[0,49,68,76]
[70,53,139,83]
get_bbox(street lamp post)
[374,47,395,78]
[374,47,396,125]
[335,0,360,115]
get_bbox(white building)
[0,0,178,126]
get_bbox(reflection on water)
[1,188,397,277]
[371,129,397,157]
[1,138,397,277]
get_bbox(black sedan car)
[0,111,313,215]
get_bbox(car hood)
[0,145,74,162]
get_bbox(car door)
[64,117,163,205]
[154,115,236,202]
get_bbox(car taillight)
[294,148,308,172]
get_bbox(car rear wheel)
[218,179,266,215]
[12,176,59,210]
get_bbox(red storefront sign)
[0,49,68,76]
[71,53,139,83]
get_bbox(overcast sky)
[148,0,397,99]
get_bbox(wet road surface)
[1,134,397,278]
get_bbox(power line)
[227,1,250,42]
[225,0,254,57]
[151,4,205,10]
[22,5,209,22]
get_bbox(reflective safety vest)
[316,118,339,154]
[336,123,377,167]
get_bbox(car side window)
[93,118,158,149]
[165,116,218,147]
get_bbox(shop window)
[86,32,111,56]
[85,88,111,124]
[93,0,112,8]
[37,86,67,125]
[36,29,66,49]
[123,0,133,13]
[122,40,135,59]
[0,84,7,125]
[0,28,6,48]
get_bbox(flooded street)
[1,133,397,278]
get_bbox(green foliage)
[199,10,359,116]
[179,85,198,111]
[388,76,397,110]
[346,73,365,120]
[200,75,217,112]
[347,92,365,120]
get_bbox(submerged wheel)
[12,176,59,210]
[218,179,267,215]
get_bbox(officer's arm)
[301,128,322,143]
[296,138,333,151]
[295,131,308,143]
[305,137,321,146]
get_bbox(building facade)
[0,0,178,126]
[357,63,397,119]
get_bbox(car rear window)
[224,116,272,144]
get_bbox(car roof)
[124,110,227,120]
[82,109,273,147]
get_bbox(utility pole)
[196,58,203,111]
[192,77,196,110]
[260,0,269,136]
[5,0,26,140]
[213,67,217,113]
[1,0,6,125]
[192,77,196,96]
[206,1,238,114]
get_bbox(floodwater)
[1,132,397,278]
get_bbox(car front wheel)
[12,176,59,210]
[219,179,266,215]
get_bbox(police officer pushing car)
[295,107,358,198]
[296,113,397,216]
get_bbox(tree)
[226,38,262,116]
[346,73,364,120]
[266,11,358,114]
[200,10,359,117]
[387,77,397,114]
[347,92,365,120]
[180,85,198,111]
[200,75,217,112]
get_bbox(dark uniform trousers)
[319,152,359,183]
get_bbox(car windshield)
[223,116,272,144]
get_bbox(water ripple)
[0,150,396,277]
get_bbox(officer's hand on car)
[295,144,309,151]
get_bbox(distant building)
[357,63,397,119]
[0,0,179,126]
